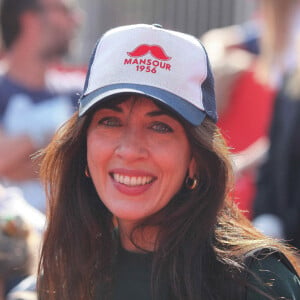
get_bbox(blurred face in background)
[38,0,82,60]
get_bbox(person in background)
[37,24,300,300]
[201,0,300,219]
[0,183,44,300]
[0,0,85,213]
[253,37,300,249]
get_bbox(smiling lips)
[111,173,156,186]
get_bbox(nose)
[115,127,148,161]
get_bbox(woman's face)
[86,96,195,225]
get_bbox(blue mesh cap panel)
[81,38,101,98]
[201,49,217,123]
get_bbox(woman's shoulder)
[245,249,300,300]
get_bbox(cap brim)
[79,83,206,126]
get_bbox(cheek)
[86,131,121,189]
[154,139,191,182]
[86,137,111,202]
[87,130,115,159]
[86,133,107,175]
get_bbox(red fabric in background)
[218,66,276,218]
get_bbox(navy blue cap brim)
[79,83,206,126]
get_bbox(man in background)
[0,0,85,213]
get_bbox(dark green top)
[96,247,300,300]
[247,253,300,300]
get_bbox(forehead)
[117,96,157,109]
[98,95,173,114]
[88,94,188,125]
[96,96,157,114]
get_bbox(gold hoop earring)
[85,165,90,178]
[185,176,198,190]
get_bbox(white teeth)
[124,176,130,185]
[112,173,154,186]
[115,173,120,182]
[131,177,137,185]
[136,177,142,185]
[142,177,148,185]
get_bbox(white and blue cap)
[78,24,217,126]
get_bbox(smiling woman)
[86,96,194,249]
[87,96,194,225]
[37,24,300,300]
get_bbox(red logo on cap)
[124,44,172,73]
[127,44,171,61]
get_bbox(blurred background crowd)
[0,0,299,299]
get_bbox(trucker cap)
[78,24,217,126]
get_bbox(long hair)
[142,117,299,299]
[37,104,299,300]
[37,112,116,299]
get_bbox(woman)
[37,24,300,299]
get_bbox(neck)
[4,44,50,90]
[117,219,158,253]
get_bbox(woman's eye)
[98,117,121,127]
[150,122,173,133]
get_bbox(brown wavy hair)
[37,98,299,300]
